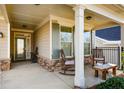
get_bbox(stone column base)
[0,58,11,71]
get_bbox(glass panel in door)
[16,38,26,60]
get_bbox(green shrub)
[96,77,124,89]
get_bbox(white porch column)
[120,24,124,69]
[73,5,85,88]
[92,30,96,48]
[121,24,124,47]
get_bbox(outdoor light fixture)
[86,16,92,20]
[34,4,40,6]
[0,32,3,38]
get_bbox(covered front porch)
[0,4,124,88]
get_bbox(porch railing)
[93,47,121,67]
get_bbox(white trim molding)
[49,18,52,60]
[8,23,10,58]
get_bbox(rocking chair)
[92,48,105,66]
[59,49,75,75]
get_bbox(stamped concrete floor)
[0,61,122,89]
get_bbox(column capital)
[73,5,86,11]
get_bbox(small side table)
[93,63,117,80]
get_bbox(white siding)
[0,20,9,59]
[34,22,50,59]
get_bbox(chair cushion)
[65,60,74,65]
[94,58,104,61]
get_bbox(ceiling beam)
[11,28,33,33]
[11,20,37,25]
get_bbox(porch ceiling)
[6,4,120,31]
[84,9,118,31]
[6,4,74,30]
